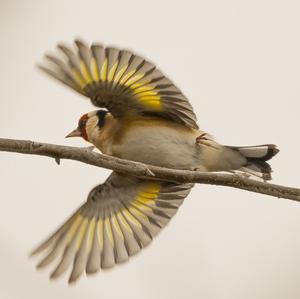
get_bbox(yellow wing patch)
[104,217,114,246]
[111,214,124,239]
[66,214,83,244]
[131,184,160,214]
[87,217,96,251]
[76,217,89,250]
[97,218,104,250]
[122,209,142,228]
[80,60,92,84]
[117,211,133,234]
[129,206,149,222]
[77,54,162,110]
[119,70,136,85]
[100,58,108,81]
[61,184,160,262]
[90,58,99,81]
[107,62,118,82]
[71,68,86,88]
[124,73,145,87]
[114,64,128,83]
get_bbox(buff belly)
[111,125,201,170]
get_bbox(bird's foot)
[84,145,95,151]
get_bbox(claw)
[195,133,208,143]
[84,146,95,151]
[196,133,219,149]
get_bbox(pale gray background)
[0,0,299,298]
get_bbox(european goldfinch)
[32,39,279,283]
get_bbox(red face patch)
[78,114,89,141]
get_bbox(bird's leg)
[196,133,219,149]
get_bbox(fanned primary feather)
[39,39,198,129]
[31,172,193,283]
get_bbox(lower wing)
[31,172,193,283]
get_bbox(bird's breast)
[110,120,201,170]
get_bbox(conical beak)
[65,128,81,138]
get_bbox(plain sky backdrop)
[0,0,300,298]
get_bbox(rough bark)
[0,138,299,202]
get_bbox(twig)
[0,138,299,202]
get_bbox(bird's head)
[66,110,109,143]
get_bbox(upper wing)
[39,39,199,129]
[31,172,193,283]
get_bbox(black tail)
[229,144,279,180]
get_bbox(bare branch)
[0,138,299,202]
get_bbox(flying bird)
[32,39,279,283]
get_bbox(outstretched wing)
[31,172,193,283]
[39,39,199,129]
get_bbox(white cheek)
[90,128,100,142]
[86,118,99,142]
